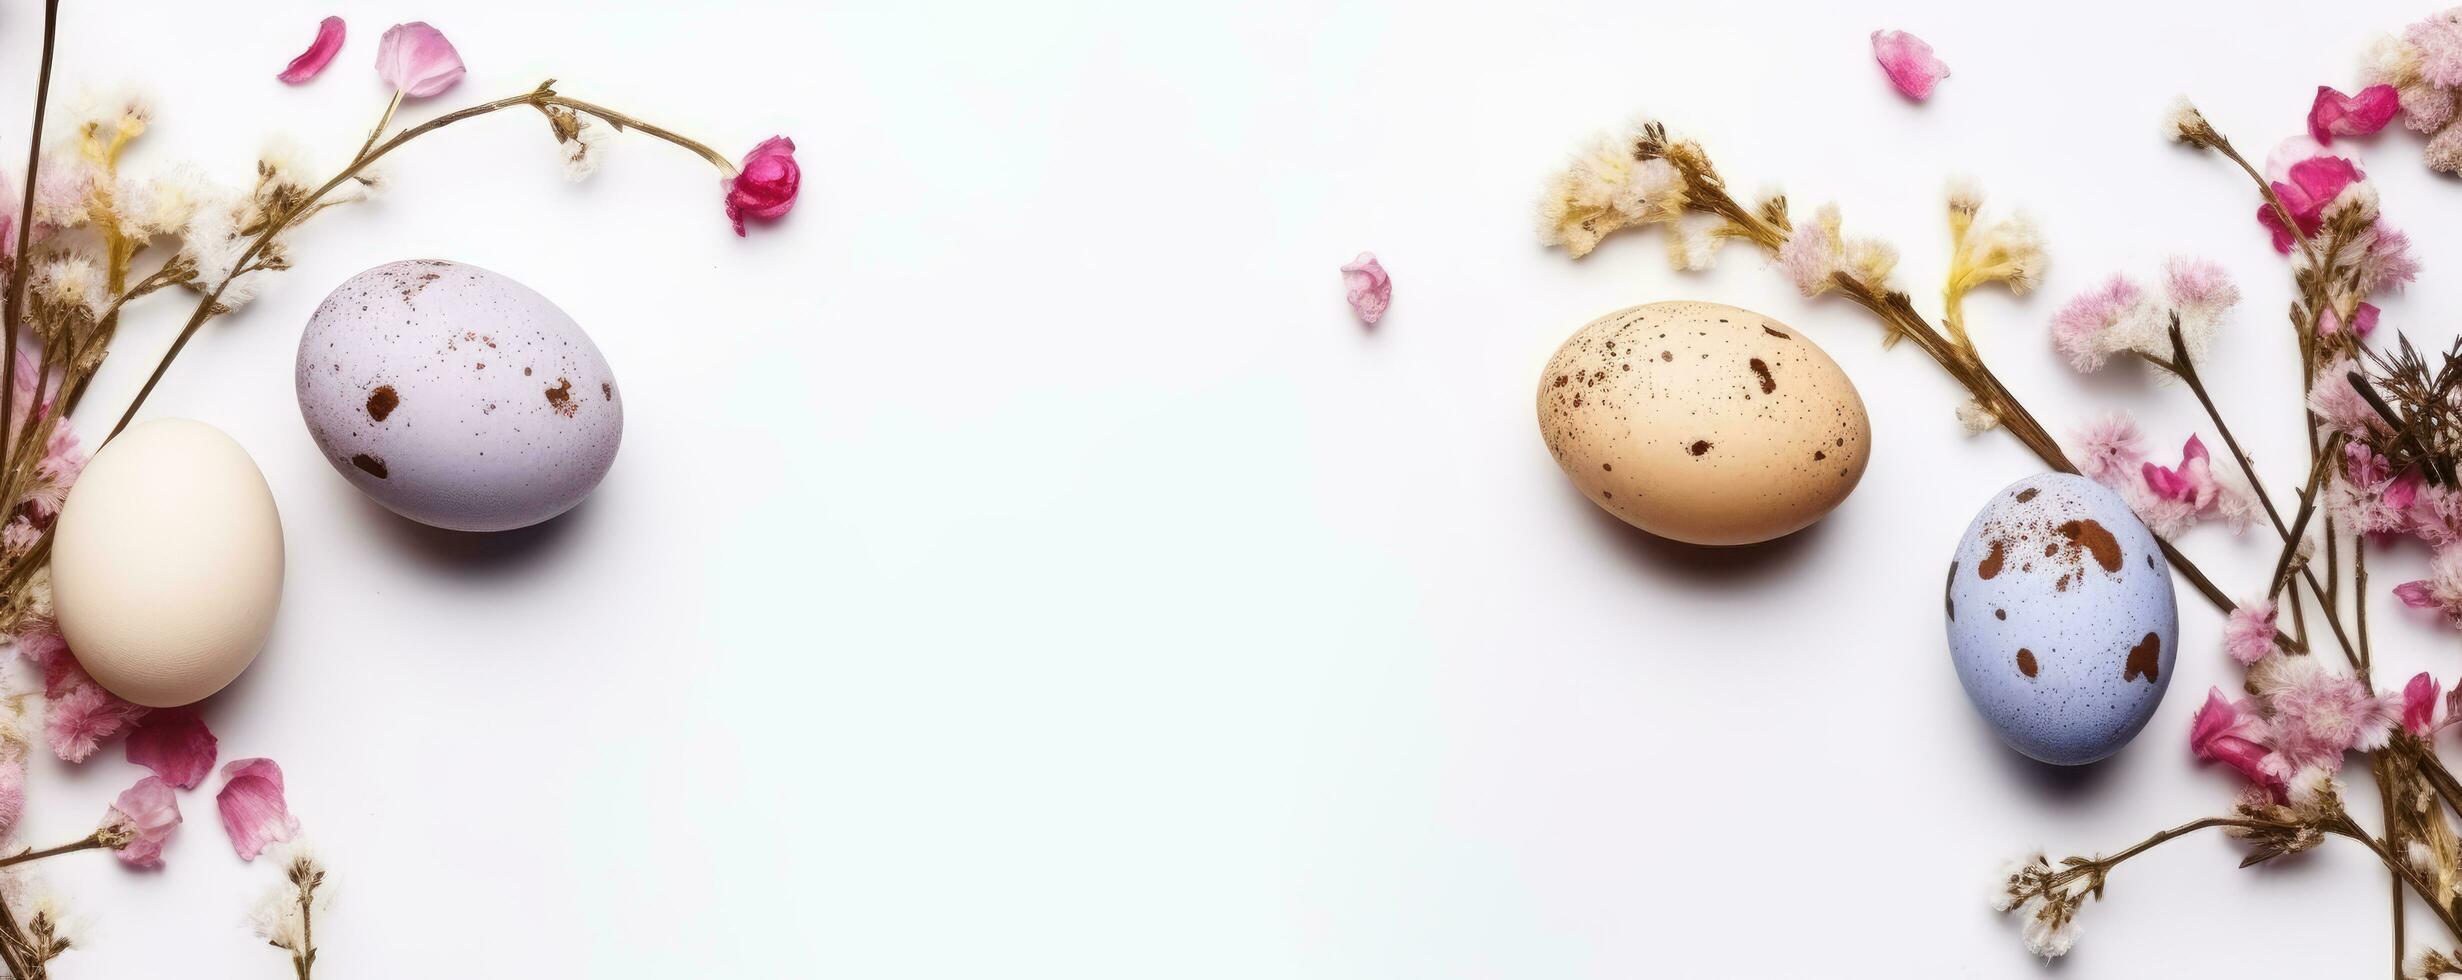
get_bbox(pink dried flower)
[2407,672,2444,737]
[277,16,346,85]
[374,22,464,99]
[2257,154,2364,253]
[2141,435,2218,507]
[101,775,180,869]
[2407,9,2462,88]
[2257,655,2401,778]
[46,680,148,763]
[2308,357,2387,438]
[2224,598,2278,666]
[724,136,800,236]
[2397,545,2462,627]
[1870,30,1949,100]
[2308,84,2402,143]
[2319,302,2381,338]
[2161,255,2239,322]
[2353,225,2420,296]
[2347,441,2393,487]
[2051,274,2148,371]
[1340,252,1391,325]
[125,708,217,790]
[217,758,301,862]
[2072,412,2147,487]
[2191,687,2285,799]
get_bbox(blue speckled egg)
[1945,473,2178,765]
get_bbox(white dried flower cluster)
[1989,853,2084,959]
[1538,123,1692,259]
[561,114,615,183]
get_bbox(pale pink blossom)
[2161,255,2239,323]
[2224,598,2278,666]
[2308,84,2402,143]
[125,708,217,790]
[45,680,147,763]
[2256,655,2401,778]
[2407,672,2444,737]
[1340,252,1391,325]
[2353,225,2421,296]
[374,22,464,99]
[2327,472,2410,538]
[2050,275,2149,371]
[2406,9,2462,88]
[217,758,301,862]
[102,775,180,868]
[1777,214,1842,295]
[2072,412,2147,487]
[2191,687,2284,799]
[2308,357,2387,437]
[2408,483,2462,546]
[2258,153,2364,253]
[1870,30,1949,100]
[277,16,346,85]
[2319,302,2381,338]
[2396,545,2462,627]
[724,136,800,236]
[2347,441,2393,487]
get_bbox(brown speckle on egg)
[366,385,400,422]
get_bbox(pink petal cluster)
[724,136,801,236]
[14,625,148,762]
[277,16,347,85]
[1340,252,1391,325]
[2308,84,2401,143]
[2407,672,2444,737]
[2141,435,2217,507]
[2069,414,2252,538]
[2257,152,2363,253]
[102,775,180,869]
[125,708,217,790]
[2192,688,2286,799]
[2224,598,2278,666]
[2257,656,2402,780]
[216,758,300,861]
[1870,30,1949,100]
[374,22,464,99]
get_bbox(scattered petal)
[217,758,301,862]
[374,22,465,99]
[2407,672,2443,736]
[1871,30,1949,100]
[101,775,180,869]
[277,16,347,85]
[2308,84,2401,143]
[125,708,217,790]
[1340,252,1391,325]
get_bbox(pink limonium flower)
[2257,152,2364,253]
[2308,356,2388,438]
[2161,255,2240,330]
[2407,672,2444,737]
[2224,597,2278,666]
[217,758,302,861]
[2191,687,2286,799]
[2255,655,2401,779]
[2050,274,2151,371]
[125,707,217,790]
[2308,84,2402,143]
[1870,30,1949,100]
[374,22,465,99]
[2354,224,2421,297]
[2071,412,2147,487]
[102,775,181,869]
[1340,252,1390,325]
[2396,545,2462,627]
[277,16,346,85]
[724,136,800,236]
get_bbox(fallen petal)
[1340,252,1391,325]
[124,708,217,790]
[374,22,465,99]
[1871,30,1949,100]
[277,16,347,85]
[216,758,301,862]
[102,776,180,869]
[2308,84,2402,143]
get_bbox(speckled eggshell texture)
[296,260,621,532]
[1945,473,2179,766]
[1537,301,1870,546]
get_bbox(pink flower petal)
[277,16,347,85]
[2398,580,2439,608]
[2256,152,2365,252]
[45,681,148,763]
[2309,84,2403,143]
[724,136,801,236]
[1340,252,1391,325]
[2407,672,2444,736]
[216,758,301,862]
[1870,30,1949,100]
[374,22,465,99]
[124,708,217,790]
[102,776,180,869]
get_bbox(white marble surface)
[7,0,2456,975]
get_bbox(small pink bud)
[724,136,801,236]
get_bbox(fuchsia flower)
[1340,252,1391,325]
[1870,30,1949,100]
[125,708,217,790]
[2141,435,2217,506]
[2406,672,2444,737]
[374,22,464,99]
[277,16,346,85]
[2224,598,2278,666]
[2191,687,2286,799]
[2257,152,2364,253]
[102,776,180,869]
[2308,84,2402,143]
[724,136,800,236]
[2256,655,2401,779]
[217,758,301,861]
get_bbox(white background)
[0,0,2451,976]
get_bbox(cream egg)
[51,418,284,707]
[1538,301,1870,545]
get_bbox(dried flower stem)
[0,0,59,484]
[0,832,109,868]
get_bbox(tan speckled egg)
[1537,301,1870,546]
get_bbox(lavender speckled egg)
[1945,473,2178,766]
[296,260,621,532]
